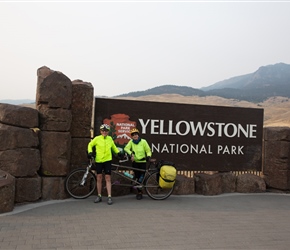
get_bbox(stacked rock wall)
[0,104,41,210]
[0,66,93,212]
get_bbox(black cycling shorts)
[94,161,112,175]
[132,162,146,179]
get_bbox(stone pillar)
[263,127,290,190]
[70,80,94,171]
[36,66,72,178]
[36,66,73,200]
[71,80,94,138]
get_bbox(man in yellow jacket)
[87,124,122,205]
[124,128,152,200]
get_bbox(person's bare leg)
[97,174,103,195]
[94,174,103,203]
[105,174,111,196]
[105,175,113,205]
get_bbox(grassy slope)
[117,95,290,128]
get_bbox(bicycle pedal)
[133,185,143,189]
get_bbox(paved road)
[1,193,290,250]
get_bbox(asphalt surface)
[1,193,290,250]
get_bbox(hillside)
[118,63,290,102]
[201,62,290,91]
[0,99,35,105]
[116,94,290,128]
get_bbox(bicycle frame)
[65,155,174,200]
[111,156,157,188]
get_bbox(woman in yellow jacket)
[124,128,152,200]
[87,124,122,205]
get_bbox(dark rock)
[70,138,91,171]
[37,66,54,86]
[38,104,72,131]
[0,148,41,177]
[71,80,94,138]
[40,131,71,176]
[0,170,15,213]
[0,123,39,150]
[15,175,41,203]
[36,69,72,109]
[195,173,222,195]
[263,127,290,190]
[173,174,195,195]
[264,126,290,141]
[221,172,236,193]
[236,173,266,193]
[42,177,69,200]
[0,103,38,128]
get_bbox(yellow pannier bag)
[159,165,177,189]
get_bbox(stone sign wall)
[0,66,289,213]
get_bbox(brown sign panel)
[94,98,264,171]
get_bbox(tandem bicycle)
[65,155,175,200]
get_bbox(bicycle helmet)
[100,124,110,131]
[130,128,139,135]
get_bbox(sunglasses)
[131,133,139,136]
[101,130,109,132]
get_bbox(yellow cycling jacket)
[87,135,119,163]
[124,139,152,163]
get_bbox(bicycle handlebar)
[118,154,129,163]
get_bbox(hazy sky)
[1,1,290,100]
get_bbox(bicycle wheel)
[65,169,96,199]
[145,171,174,200]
